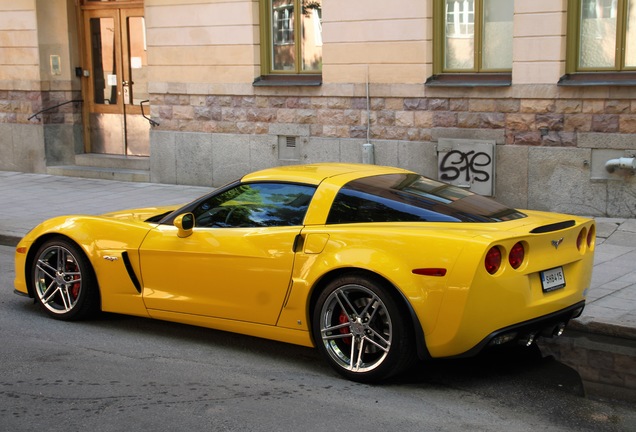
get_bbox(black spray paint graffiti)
[439,150,492,183]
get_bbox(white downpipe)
[605,157,636,173]
[362,65,375,165]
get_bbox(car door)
[139,182,316,325]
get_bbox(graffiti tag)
[439,150,492,183]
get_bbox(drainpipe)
[605,157,636,173]
[362,65,375,165]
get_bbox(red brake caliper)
[339,312,351,345]
[66,262,81,299]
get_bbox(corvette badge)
[551,238,564,250]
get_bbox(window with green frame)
[433,0,513,74]
[259,0,322,79]
[566,0,636,72]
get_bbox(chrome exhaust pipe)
[553,322,566,337]
[520,332,537,347]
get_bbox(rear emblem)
[551,238,564,250]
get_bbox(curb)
[569,319,636,342]
[0,234,19,248]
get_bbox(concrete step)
[75,153,150,171]
[47,165,150,182]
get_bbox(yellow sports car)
[14,163,595,382]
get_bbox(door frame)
[77,0,147,155]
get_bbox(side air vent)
[530,220,576,234]
[121,251,142,293]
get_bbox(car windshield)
[327,173,526,223]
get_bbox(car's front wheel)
[32,238,99,320]
[312,273,416,383]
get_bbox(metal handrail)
[28,98,160,127]
[140,100,160,127]
[28,99,83,121]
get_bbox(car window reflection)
[193,183,316,228]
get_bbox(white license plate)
[540,267,566,292]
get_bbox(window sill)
[425,73,512,87]
[558,72,636,86]
[253,75,322,87]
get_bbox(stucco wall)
[0,0,39,90]
[145,0,260,84]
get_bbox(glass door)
[84,7,149,156]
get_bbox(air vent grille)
[278,135,300,161]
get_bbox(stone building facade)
[1,0,635,217]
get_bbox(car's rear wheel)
[312,274,415,383]
[32,238,99,320]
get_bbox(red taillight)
[509,242,524,269]
[577,228,586,251]
[485,247,502,275]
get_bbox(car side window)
[327,174,525,224]
[193,182,316,228]
[327,188,455,224]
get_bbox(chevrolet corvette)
[14,163,595,382]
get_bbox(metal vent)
[278,136,300,161]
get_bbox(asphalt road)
[1,245,635,432]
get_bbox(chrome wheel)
[319,284,392,373]
[32,239,99,320]
[313,274,415,382]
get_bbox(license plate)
[540,267,566,292]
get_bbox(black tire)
[312,273,416,383]
[31,238,100,320]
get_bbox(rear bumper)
[448,300,585,358]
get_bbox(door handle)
[122,80,134,86]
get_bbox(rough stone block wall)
[0,90,82,125]
[149,93,636,147]
[0,90,41,124]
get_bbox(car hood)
[102,205,180,222]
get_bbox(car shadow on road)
[90,310,585,396]
[392,343,585,399]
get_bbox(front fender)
[15,215,153,317]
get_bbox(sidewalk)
[1,170,634,340]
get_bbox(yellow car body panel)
[241,162,409,186]
[424,215,594,356]
[14,163,595,363]
[139,223,300,325]
[14,212,168,318]
[277,213,593,357]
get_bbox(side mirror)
[174,213,194,238]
